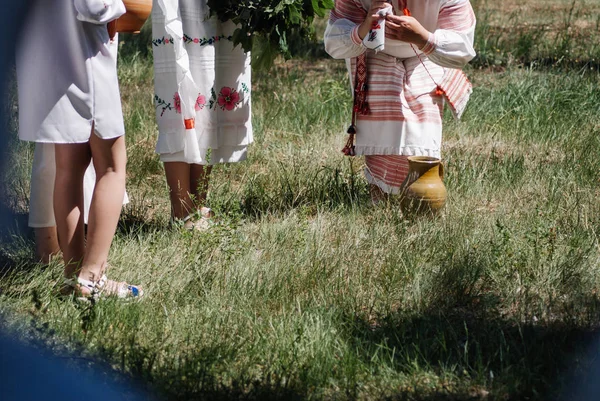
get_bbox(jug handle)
[439,162,444,179]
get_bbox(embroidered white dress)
[324,0,476,193]
[152,0,253,165]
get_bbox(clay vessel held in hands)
[400,156,447,214]
[115,0,152,34]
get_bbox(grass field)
[2,0,600,400]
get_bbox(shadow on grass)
[69,328,312,401]
[0,203,167,273]
[52,305,600,401]
[0,206,31,240]
[343,301,600,401]
[0,205,34,273]
[117,214,168,237]
[230,164,368,220]
[337,244,600,400]
[4,247,600,400]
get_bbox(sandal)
[181,207,214,232]
[63,274,143,302]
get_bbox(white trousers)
[28,143,128,228]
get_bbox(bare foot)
[370,184,389,205]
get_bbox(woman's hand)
[358,1,392,40]
[384,14,430,48]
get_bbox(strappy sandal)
[181,207,214,232]
[63,274,143,302]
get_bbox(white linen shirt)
[323,0,476,157]
[17,0,126,143]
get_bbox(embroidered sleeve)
[422,0,476,68]
[74,0,126,24]
[324,0,367,59]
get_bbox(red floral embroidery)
[217,87,240,111]
[195,94,206,110]
[173,92,181,113]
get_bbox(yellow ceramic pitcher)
[400,156,447,214]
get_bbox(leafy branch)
[206,0,334,71]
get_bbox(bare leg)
[54,143,91,278]
[30,143,60,263]
[189,164,212,207]
[78,134,127,282]
[34,226,60,264]
[164,162,193,220]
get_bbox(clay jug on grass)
[400,156,447,214]
[115,0,152,33]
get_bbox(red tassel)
[342,125,357,156]
[342,135,356,156]
[435,86,445,96]
[355,100,368,115]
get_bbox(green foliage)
[206,0,334,70]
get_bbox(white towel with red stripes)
[439,67,472,120]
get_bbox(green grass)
[472,0,600,69]
[2,1,600,400]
